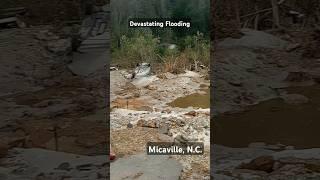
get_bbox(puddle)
[214,85,320,149]
[168,89,210,108]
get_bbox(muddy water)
[214,85,320,149]
[168,89,210,108]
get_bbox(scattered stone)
[159,123,170,135]
[185,111,197,116]
[176,119,186,127]
[161,109,172,114]
[136,119,159,128]
[145,84,157,90]
[238,156,275,173]
[127,122,133,129]
[174,135,189,143]
[157,72,175,79]
[133,91,140,98]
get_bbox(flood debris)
[0,2,109,179]
[111,65,210,179]
[213,17,320,180]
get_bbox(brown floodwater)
[214,84,320,149]
[168,89,210,109]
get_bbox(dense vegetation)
[111,0,210,72]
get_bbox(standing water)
[214,85,320,149]
[168,89,210,109]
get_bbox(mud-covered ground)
[212,28,320,179]
[0,24,210,179]
[0,26,109,179]
[110,69,210,179]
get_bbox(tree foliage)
[111,0,210,45]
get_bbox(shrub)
[112,30,160,68]
[112,30,210,72]
[182,32,210,67]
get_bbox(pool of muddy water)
[214,85,320,149]
[167,89,210,109]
